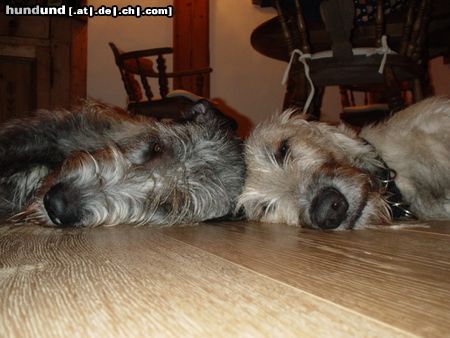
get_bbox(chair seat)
[128,96,196,121]
[309,54,422,86]
[311,46,396,59]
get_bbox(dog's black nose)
[310,187,348,230]
[44,183,81,227]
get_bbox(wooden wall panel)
[0,14,86,121]
[173,0,210,97]
[0,56,36,121]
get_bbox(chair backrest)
[109,43,212,104]
[273,0,432,61]
[273,0,433,114]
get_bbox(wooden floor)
[1,221,449,337]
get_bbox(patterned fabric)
[355,0,406,23]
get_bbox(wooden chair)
[109,43,212,119]
[274,0,433,121]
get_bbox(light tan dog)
[238,97,450,230]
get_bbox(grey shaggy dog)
[0,100,245,227]
[238,97,450,230]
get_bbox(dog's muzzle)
[309,187,349,229]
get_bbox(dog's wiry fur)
[0,100,245,227]
[238,97,450,230]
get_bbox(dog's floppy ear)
[189,99,238,131]
[189,99,210,115]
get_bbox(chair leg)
[282,62,308,111]
[412,78,424,102]
[384,66,405,113]
[308,87,323,121]
[339,87,350,108]
[282,60,322,120]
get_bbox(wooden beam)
[173,0,210,97]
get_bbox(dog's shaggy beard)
[237,111,392,230]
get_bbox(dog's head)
[14,100,245,227]
[238,110,391,230]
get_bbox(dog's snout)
[44,183,82,227]
[310,187,348,229]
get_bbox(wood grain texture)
[163,221,450,337]
[173,0,210,97]
[0,221,448,337]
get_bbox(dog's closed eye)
[261,202,274,215]
[275,139,290,164]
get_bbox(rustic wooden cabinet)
[0,14,87,122]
